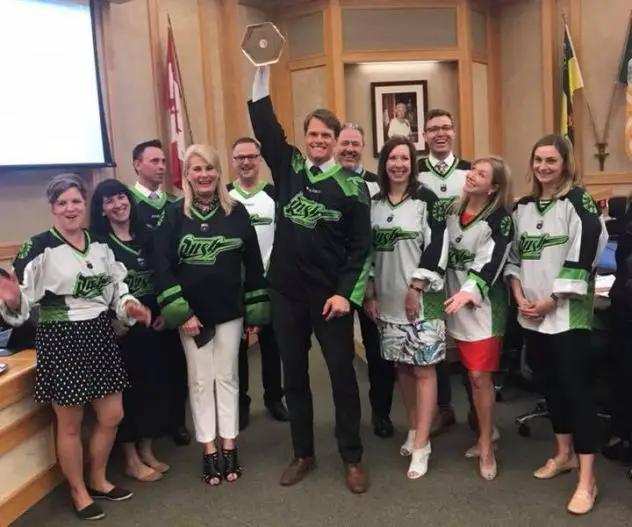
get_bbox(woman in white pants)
[153,144,270,486]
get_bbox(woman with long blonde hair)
[443,156,514,481]
[153,144,270,486]
[505,134,607,514]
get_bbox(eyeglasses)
[233,154,260,162]
[425,125,454,133]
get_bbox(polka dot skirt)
[34,312,130,406]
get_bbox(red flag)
[165,24,185,189]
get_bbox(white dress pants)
[179,318,243,443]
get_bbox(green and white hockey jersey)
[417,153,470,208]
[370,186,448,324]
[0,228,139,326]
[445,206,514,341]
[227,180,276,269]
[505,186,608,334]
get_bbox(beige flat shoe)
[149,462,171,474]
[124,468,163,482]
[567,485,598,515]
[533,457,578,480]
[479,457,498,481]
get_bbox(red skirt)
[456,337,501,373]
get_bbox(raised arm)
[460,210,514,303]
[416,190,449,292]
[247,66,296,186]
[553,189,607,297]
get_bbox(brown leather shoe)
[280,457,315,486]
[345,463,368,494]
[430,406,456,437]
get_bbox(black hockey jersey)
[153,200,269,329]
[248,96,372,306]
[129,186,181,231]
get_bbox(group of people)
[0,64,609,520]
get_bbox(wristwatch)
[410,284,423,293]
[550,293,560,303]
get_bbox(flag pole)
[561,11,604,166]
[167,14,195,144]
[602,10,632,147]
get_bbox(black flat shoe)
[372,414,394,438]
[266,400,289,422]
[222,448,242,482]
[74,502,105,521]
[86,486,133,502]
[602,440,632,462]
[202,452,223,486]
[172,425,191,446]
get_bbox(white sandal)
[407,442,431,479]
[400,430,415,457]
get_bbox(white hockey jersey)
[370,186,449,324]
[0,229,138,326]
[417,154,471,206]
[505,186,608,334]
[228,180,276,269]
[445,205,514,341]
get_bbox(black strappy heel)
[222,448,242,482]
[201,452,222,486]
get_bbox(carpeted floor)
[13,345,632,527]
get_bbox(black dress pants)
[238,323,284,407]
[524,329,599,454]
[609,308,632,441]
[357,308,394,418]
[271,289,363,464]
[163,328,188,430]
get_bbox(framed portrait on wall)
[370,80,429,157]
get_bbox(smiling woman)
[0,173,152,520]
[152,144,270,487]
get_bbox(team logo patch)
[200,223,210,233]
[16,239,32,260]
[372,227,418,252]
[582,192,598,215]
[283,192,342,229]
[440,184,447,192]
[455,235,462,243]
[536,220,543,230]
[386,215,394,223]
[499,216,513,237]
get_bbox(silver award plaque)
[241,22,286,67]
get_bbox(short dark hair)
[231,137,261,151]
[132,139,163,163]
[376,136,421,199]
[303,108,341,138]
[423,109,454,130]
[90,179,143,240]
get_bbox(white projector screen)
[0,0,111,168]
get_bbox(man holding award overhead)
[244,23,372,494]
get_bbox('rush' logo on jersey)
[73,273,113,299]
[519,233,569,260]
[250,214,273,226]
[179,234,243,265]
[283,193,342,229]
[125,270,154,298]
[372,227,418,252]
[447,247,476,270]
[431,197,456,222]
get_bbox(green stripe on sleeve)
[157,285,183,306]
[558,267,590,283]
[245,300,271,326]
[162,298,193,328]
[349,256,371,307]
[467,272,489,299]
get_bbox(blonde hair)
[454,155,513,217]
[528,133,581,199]
[182,144,234,218]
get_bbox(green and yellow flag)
[561,24,584,145]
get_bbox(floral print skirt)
[377,318,446,366]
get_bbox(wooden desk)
[0,351,61,527]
